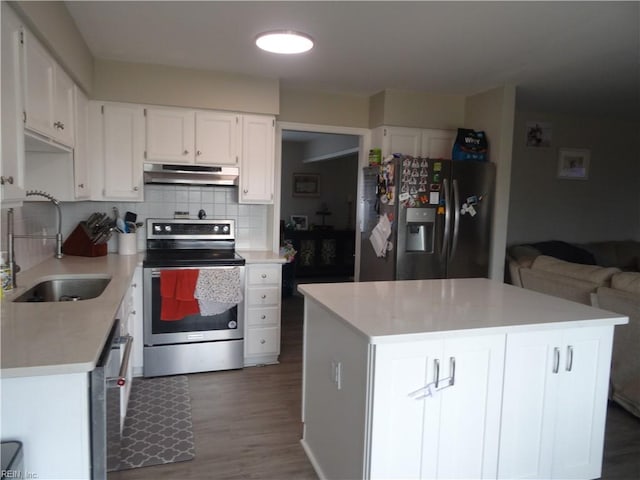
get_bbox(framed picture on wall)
[293,173,320,197]
[557,148,590,180]
[290,215,308,230]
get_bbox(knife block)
[62,223,108,257]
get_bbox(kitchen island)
[298,278,628,480]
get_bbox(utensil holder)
[62,223,108,257]
[118,233,137,255]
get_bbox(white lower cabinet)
[370,335,505,479]
[302,298,615,480]
[244,263,282,366]
[498,325,613,480]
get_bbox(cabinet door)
[420,129,456,159]
[378,126,422,157]
[145,107,194,163]
[499,326,613,480]
[102,104,145,200]
[73,87,90,199]
[53,66,75,146]
[370,334,504,479]
[239,115,275,203]
[426,335,504,479]
[1,5,25,204]
[195,111,240,165]
[23,31,55,138]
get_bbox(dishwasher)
[90,319,132,479]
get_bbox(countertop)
[237,250,286,264]
[1,254,143,378]
[298,278,628,343]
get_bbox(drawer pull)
[261,273,267,279]
[260,339,266,344]
[261,315,266,319]
[261,294,267,299]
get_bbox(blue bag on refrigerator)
[452,128,488,161]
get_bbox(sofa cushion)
[532,240,596,265]
[531,255,620,285]
[611,272,640,295]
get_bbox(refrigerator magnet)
[430,184,441,191]
[434,162,442,172]
[437,206,445,215]
[430,192,439,204]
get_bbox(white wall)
[507,111,640,245]
[465,85,517,281]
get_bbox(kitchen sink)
[13,275,112,302]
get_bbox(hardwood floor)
[111,291,639,480]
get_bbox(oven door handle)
[150,266,241,277]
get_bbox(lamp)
[255,30,314,54]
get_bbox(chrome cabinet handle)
[243,189,249,194]
[78,183,84,188]
[449,356,456,386]
[552,347,560,374]
[261,315,266,319]
[133,186,139,191]
[117,335,133,386]
[1,176,14,185]
[260,339,266,344]
[566,345,574,372]
[183,149,189,155]
[434,358,440,388]
[261,294,267,299]
[196,150,202,156]
[261,273,267,279]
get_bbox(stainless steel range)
[142,218,245,377]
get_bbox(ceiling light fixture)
[255,30,314,54]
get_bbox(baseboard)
[300,438,328,480]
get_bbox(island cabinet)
[498,326,613,480]
[298,279,627,480]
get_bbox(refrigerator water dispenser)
[405,208,435,253]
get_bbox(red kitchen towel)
[160,270,200,321]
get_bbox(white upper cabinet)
[145,107,195,164]
[73,86,90,199]
[1,4,26,205]
[23,30,74,147]
[91,103,145,201]
[145,108,240,166]
[373,126,456,159]
[195,111,240,165]
[239,114,275,204]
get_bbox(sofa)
[506,240,640,418]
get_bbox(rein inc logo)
[0,471,38,478]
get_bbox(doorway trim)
[274,121,371,281]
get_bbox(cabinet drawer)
[246,327,280,356]
[247,265,281,285]
[247,286,279,306]
[247,307,279,327]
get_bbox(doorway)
[275,122,371,292]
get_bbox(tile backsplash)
[1,185,269,273]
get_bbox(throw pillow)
[532,240,597,265]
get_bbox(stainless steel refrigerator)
[360,156,495,281]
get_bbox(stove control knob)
[154,225,161,232]
[213,226,219,232]
[164,225,172,232]
[223,225,229,233]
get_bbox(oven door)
[143,266,244,346]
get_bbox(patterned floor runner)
[117,375,195,470]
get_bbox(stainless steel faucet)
[6,190,64,289]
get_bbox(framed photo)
[293,173,320,197]
[558,148,590,180]
[525,121,552,147]
[290,215,308,231]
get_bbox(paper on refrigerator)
[369,215,392,258]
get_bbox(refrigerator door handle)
[449,178,461,262]
[441,178,451,262]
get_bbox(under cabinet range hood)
[143,163,239,186]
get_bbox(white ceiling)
[65,1,639,120]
